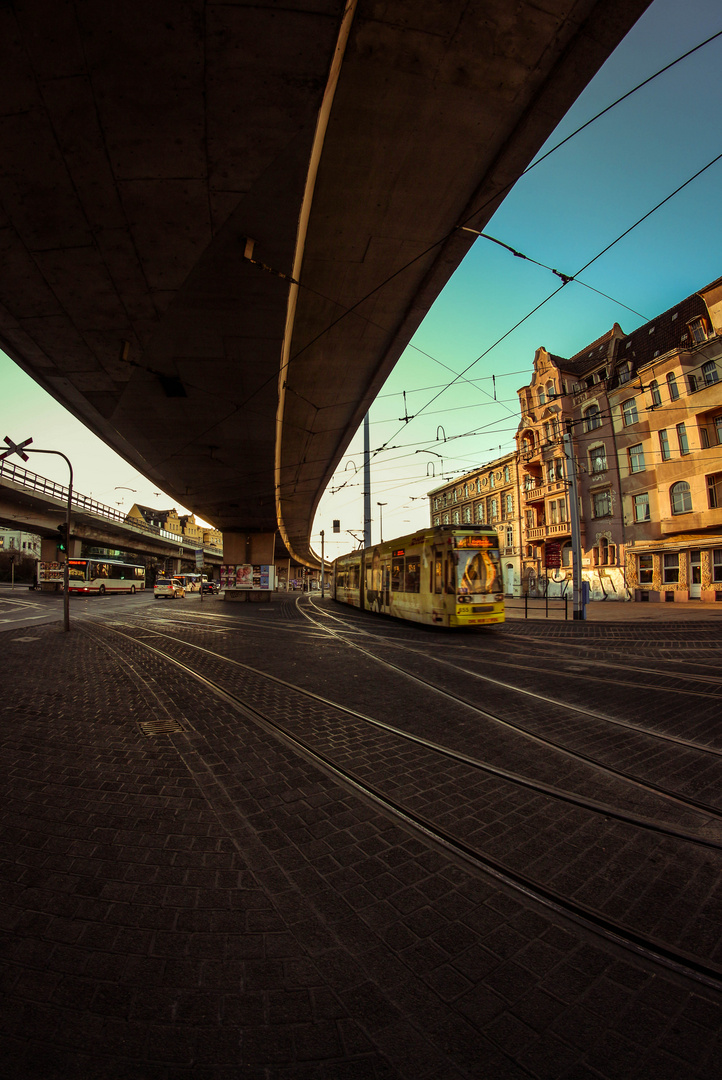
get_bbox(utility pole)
[363,412,371,549]
[563,427,585,620]
[320,530,325,597]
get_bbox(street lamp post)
[1,436,74,631]
[377,502,387,544]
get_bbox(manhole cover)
[138,718,184,736]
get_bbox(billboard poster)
[219,564,274,590]
[38,561,64,583]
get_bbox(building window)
[659,429,671,461]
[676,423,689,454]
[715,417,722,445]
[667,372,679,400]
[463,483,469,498]
[475,502,485,524]
[670,481,692,515]
[546,380,555,400]
[596,538,616,566]
[538,387,546,405]
[584,404,602,431]
[663,553,680,583]
[503,465,510,484]
[549,501,558,525]
[622,398,638,425]
[638,554,654,583]
[558,498,567,523]
[452,510,460,524]
[702,360,719,386]
[701,425,710,449]
[618,363,631,385]
[504,493,513,516]
[649,380,661,407]
[628,444,645,473]
[506,526,513,549]
[442,512,449,524]
[489,472,495,489]
[713,550,722,582]
[433,516,440,526]
[688,372,699,393]
[634,492,650,522]
[525,509,535,530]
[590,445,606,474]
[689,317,708,344]
[707,473,722,509]
[462,505,471,524]
[592,490,612,518]
[453,489,458,502]
[489,497,499,521]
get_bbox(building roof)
[609,292,710,387]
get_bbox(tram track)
[83,615,722,990]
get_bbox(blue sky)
[2,0,722,557]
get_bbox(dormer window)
[618,363,631,385]
[688,318,708,344]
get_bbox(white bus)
[67,558,145,594]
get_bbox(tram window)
[405,557,420,593]
[391,557,403,591]
[445,556,455,594]
[434,556,443,594]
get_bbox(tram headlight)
[496,593,504,601]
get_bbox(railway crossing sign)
[1,435,33,462]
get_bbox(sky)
[2,0,722,560]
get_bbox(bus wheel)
[130,586,136,594]
[98,585,106,595]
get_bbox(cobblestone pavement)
[1,598,721,1079]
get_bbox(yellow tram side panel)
[333,525,504,628]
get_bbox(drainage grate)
[138,718,184,736]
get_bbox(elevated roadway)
[0,458,222,567]
[0,0,650,565]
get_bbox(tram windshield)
[456,548,502,595]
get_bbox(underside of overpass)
[0,0,649,566]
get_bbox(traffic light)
[56,523,68,552]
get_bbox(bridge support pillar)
[221,531,275,602]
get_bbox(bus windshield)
[456,548,502,595]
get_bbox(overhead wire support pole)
[363,412,371,549]
[563,427,585,621]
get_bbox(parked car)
[154,576,185,599]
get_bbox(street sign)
[195,549,203,567]
[1,435,33,462]
[545,542,561,568]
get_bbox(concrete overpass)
[0,458,222,570]
[0,0,650,567]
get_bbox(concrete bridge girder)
[0,1,651,567]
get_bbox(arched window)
[503,465,510,484]
[546,380,555,400]
[538,387,546,405]
[670,481,692,515]
[703,360,719,386]
[649,380,661,407]
[667,372,679,400]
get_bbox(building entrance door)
[689,549,701,599]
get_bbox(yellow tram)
[333,525,505,628]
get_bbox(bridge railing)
[0,457,220,553]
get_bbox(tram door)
[434,552,444,596]
[383,561,391,608]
